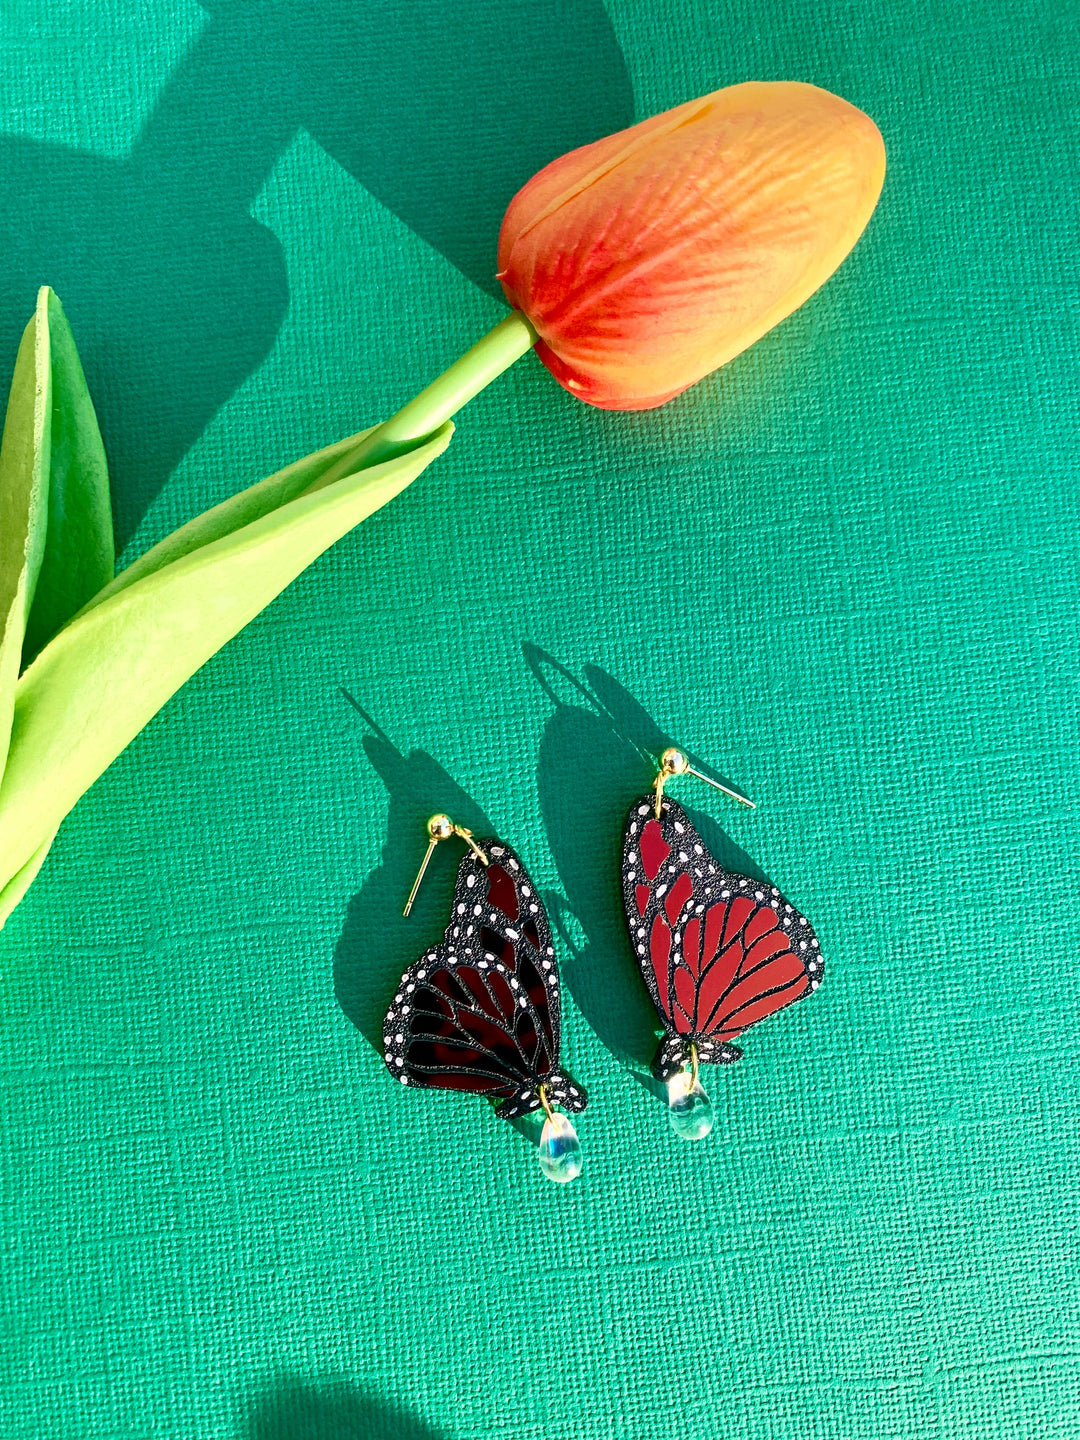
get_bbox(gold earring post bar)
[403,838,439,917]
[654,748,756,816]
[403,817,491,916]
[685,766,756,809]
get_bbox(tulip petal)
[498,81,886,410]
[503,94,712,246]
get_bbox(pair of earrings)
[382,748,824,1183]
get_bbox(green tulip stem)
[307,309,538,491]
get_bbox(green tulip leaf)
[0,828,58,930]
[22,288,113,664]
[78,426,380,616]
[0,410,453,908]
[0,287,115,782]
[0,294,50,778]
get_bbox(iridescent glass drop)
[538,1112,582,1183]
[666,1070,714,1141]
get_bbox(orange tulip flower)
[334,80,886,471]
[496,81,886,410]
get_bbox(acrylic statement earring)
[384,815,588,1183]
[622,750,824,1141]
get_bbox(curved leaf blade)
[79,425,377,616]
[0,828,57,929]
[0,290,50,777]
[22,289,113,663]
[0,422,452,898]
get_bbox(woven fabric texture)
[1,1,1078,1436]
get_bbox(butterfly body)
[622,796,823,1081]
[384,840,587,1120]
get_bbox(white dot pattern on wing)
[621,794,825,1081]
[381,838,587,1120]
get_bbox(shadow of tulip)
[0,0,633,546]
[333,690,496,1055]
[247,1378,447,1440]
[524,647,768,1074]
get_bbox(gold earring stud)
[653,746,756,817]
[402,814,489,916]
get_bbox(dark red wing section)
[623,797,823,1050]
[391,957,554,1096]
[384,841,587,1118]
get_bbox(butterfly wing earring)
[384,814,587,1183]
[622,750,824,1141]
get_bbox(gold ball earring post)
[402,814,490,917]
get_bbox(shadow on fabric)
[247,1379,446,1440]
[524,647,768,1073]
[333,689,495,1055]
[0,0,632,547]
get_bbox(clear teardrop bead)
[538,1112,582,1183]
[666,1070,714,1141]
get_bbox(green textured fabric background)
[1,2,1078,1437]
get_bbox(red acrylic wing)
[622,796,823,1080]
[383,841,587,1118]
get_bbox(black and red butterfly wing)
[622,797,824,1080]
[384,842,587,1118]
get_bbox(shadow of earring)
[247,1377,449,1440]
[525,650,664,1069]
[332,692,494,1054]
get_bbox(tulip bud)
[497,81,885,410]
